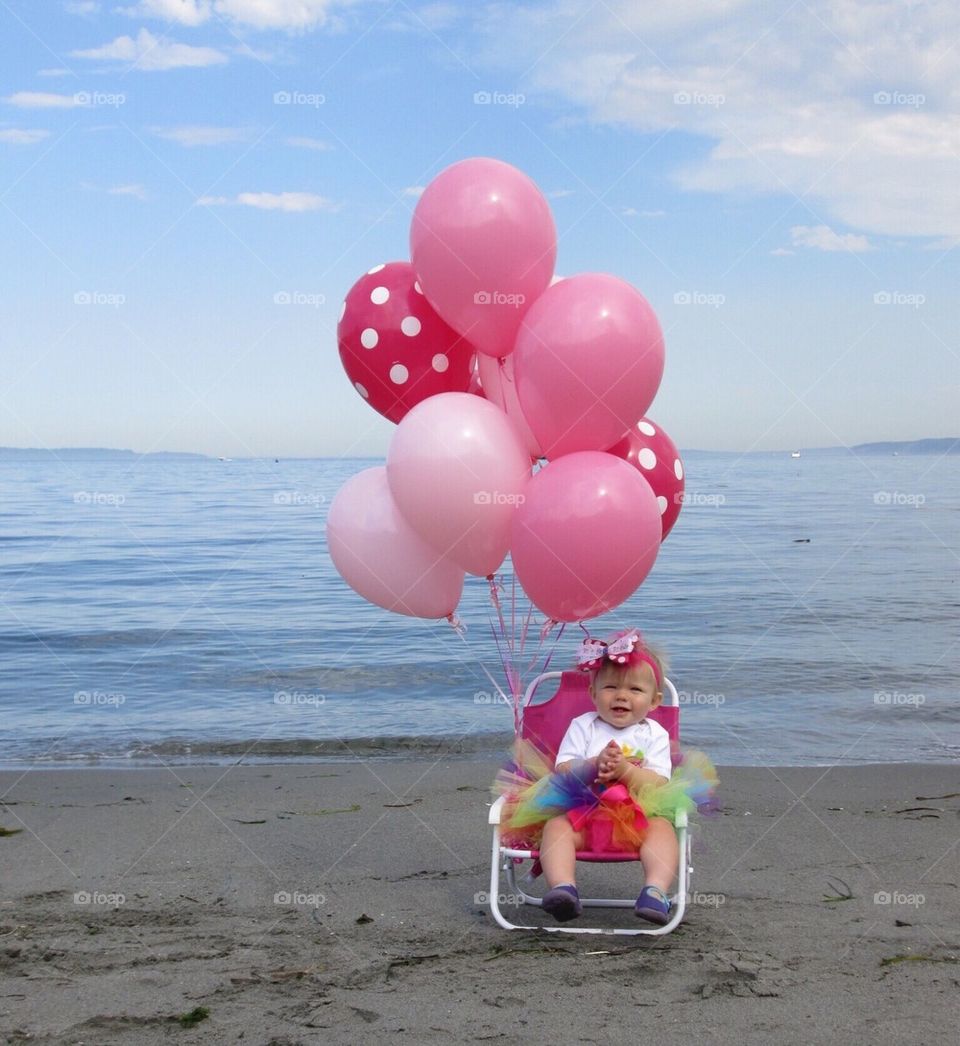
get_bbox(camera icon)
[873,491,891,505]
[273,91,291,104]
[74,91,91,107]
[274,691,291,705]
[73,291,91,305]
[473,91,492,104]
[673,91,691,104]
[874,891,891,904]
[673,291,691,305]
[274,491,292,505]
[473,491,492,505]
[873,291,891,305]
[873,91,891,104]
[274,891,292,904]
[474,291,491,305]
[74,891,91,904]
[74,691,91,704]
[273,291,291,305]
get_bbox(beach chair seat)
[487,670,692,936]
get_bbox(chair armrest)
[489,795,506,825]
[674,808,688,828]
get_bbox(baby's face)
[590,662,662,728]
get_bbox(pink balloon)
[327,467,464,618]
[387,392,531,576]
[514,273,665,459]
[510,452,662,622]
[410,158,556,358]
[337,261,475,424]
[606,416,685,540]
[476,353,543,460]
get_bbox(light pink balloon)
[410,157,556,358]
[514,273,665,459]
[510,452,662,622]
[327,467,464,618]
[387,392,531,576]
[476,353,543,460]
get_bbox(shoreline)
[2,761,957,1042]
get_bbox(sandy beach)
[1,757,957,1044]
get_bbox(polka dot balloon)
[605,416,685,540]
[338,261,475,424]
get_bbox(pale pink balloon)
[387,392,531,576]
[410,157,556,358]
[476,353,543,460]
[510,452,662,622]
[327,467,464,618]
[514,273,665,458]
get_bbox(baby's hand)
[596,740,624,783]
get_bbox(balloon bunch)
[328,157,685,626]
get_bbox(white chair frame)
[487,672,692,936]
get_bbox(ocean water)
[1,450,957,769]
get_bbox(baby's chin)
[600,713,642,728]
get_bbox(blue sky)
[1,0,957,457]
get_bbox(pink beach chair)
[487,670,693,936]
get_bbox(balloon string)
[446,612,466,638]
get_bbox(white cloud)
[546,188,575,199]
[72,28,227,71]
[770,247,795,256]
[477,0,960,237]
[153,125,248,146]
[65,1,100,14]
[38,68,71,77]
[109,183,148,199]
[790,225,873,253]
[118,1,212,25]
[400,185,425,197]
[199,191,337,211]
[5,91,81,108]
[285,135,332,150]
[0,129,51,144]
[622,206,665,217]
[214,0,340,31]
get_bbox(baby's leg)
[640,816,679,893]
[539,815,584,887]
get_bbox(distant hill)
[849,438,959,455]
[0,447,210,460]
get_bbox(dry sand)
[1,758,958,1045]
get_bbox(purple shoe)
[542,884,582,922]
[635,885,671,924]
